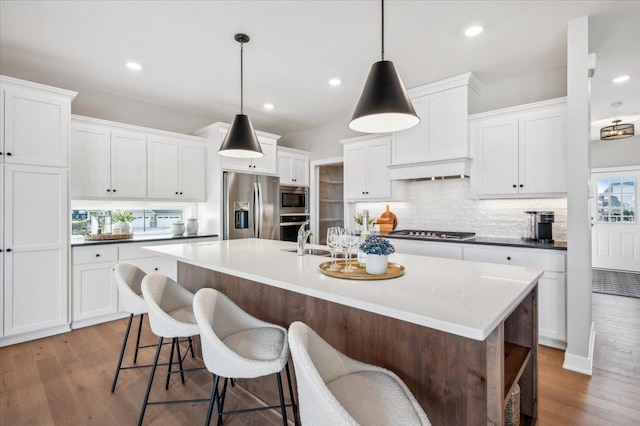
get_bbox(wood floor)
[1,293,639,425]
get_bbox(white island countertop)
[143,238,543,341]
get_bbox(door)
[73,262,118,322]
[178,141,205,200]
[252,139,277,175]
[147,137,178,199]
[70,123,111,198]
[592,169,640,272]
[292,155,310,186]
[257,175,280,240]
[111,130,147,198]
[4,165,68,335]
[344,143,367,200]
[473,116,519,196]
[224,172,257,240]
[278,152,294,185]
[519,106,567,194]
[3,87,70,167]
[366,136,392,199]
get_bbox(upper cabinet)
[220,134,278,175]
[147,137,205,201]
[342,134,405,202]
[1,76,76,167]
[470,98,567,198]
[388,72,482,180]
[278,147,310,186]
[70,116,206,201]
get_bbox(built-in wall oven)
[279,186,309,242]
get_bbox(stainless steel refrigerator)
[223,171,280,240]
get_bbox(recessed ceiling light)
[612,75,630,83]
[329,78,342,86]
[464,26,484,37]
[263,103,274,110]
[126,62,142,71]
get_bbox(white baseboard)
[562,322,596,375]
[71,312,129,329]
[539,336,567,350]
[0,324,71,347]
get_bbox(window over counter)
[71,208,186,235]
[596,177,636,223]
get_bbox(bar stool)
[288,321,431,425]
[111,263,194,393]
[193,288,298,426]
[138,274,208,426]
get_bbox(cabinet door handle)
[107,189,111,192]
[96,253,100,257]
[0,152,3,155]
[112,189,117,193]
[6,152,12,156]
[154,267,159,271]
[519,184,524,188]
[512,184,516,188]
[175,191,179,195]
[179,192,183,195]
[507,256,511,260]
[6,248,12,252]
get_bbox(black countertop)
[384,234,567,251]
[71,233,218,247]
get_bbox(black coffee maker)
[524,211,555,243]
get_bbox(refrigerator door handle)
[257,182,264,238]
[253,182,260,238]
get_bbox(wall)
[278,119,359,160]
[353,179,567,240]
[591,135,640,168]
[478,66,567,113]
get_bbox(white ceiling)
[1,1,638,136]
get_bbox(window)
[71,208,185,234]
[596,177,636,223]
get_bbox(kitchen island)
[144,238,542,425]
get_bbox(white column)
[563,16,595,375]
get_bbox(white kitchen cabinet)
[470,98,567,198]
[147,137,205,200]
[388,73,481,180]
[463,244,566,348]
[2,165,70,344]
[342,134,405,202]
[1,77,74,167]
[70,238,215,328]
[278,147,310,186]
[70,121,147,199]
[220,136,278,175]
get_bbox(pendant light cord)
[240,40,244,114]
[381,0,385,61]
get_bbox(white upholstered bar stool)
[288,321,431,426]
[193,288,298,426]
[138,274,207,426]
[111,263,194,393]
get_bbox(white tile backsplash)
[355,178,567,241]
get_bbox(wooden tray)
[83,233,134,241]
[319,260,404,280]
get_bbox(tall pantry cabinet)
[0,76,76,346]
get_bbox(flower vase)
[366,254,388,275]
[112,221,132,234]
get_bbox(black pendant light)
[219,33,264,158]
[350,0,419,133]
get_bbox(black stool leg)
[276,372,288,425]
[205,374,220,426]
[138,337,163,426]
[188,336,195,358]
[111,313,134,393]
[216,377,229,426]
[175,338,186,384]
[165,338,176,390]
[285,363,299,425]
[133,313,145,364]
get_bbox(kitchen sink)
[281,248,332,256]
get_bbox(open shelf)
[319,217,344,222]
[319,199,343,203]
[319,177,343,184]
[503,342,531,404]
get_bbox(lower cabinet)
[71,238,214,329]
[462,245,567,348]
[389,238,463,259]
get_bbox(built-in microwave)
[280,186,308,214]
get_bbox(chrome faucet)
[297,221,313,255]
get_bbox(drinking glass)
[326,227,341,271]
[341,227,356,273]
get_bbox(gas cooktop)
[385,229,476,241]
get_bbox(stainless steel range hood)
[387,157,471,181]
